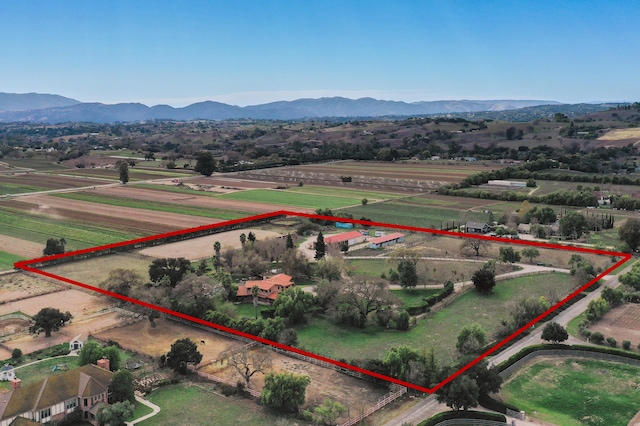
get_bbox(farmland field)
[218,188,364,209]
[62,167,191,181]
[500,358,640,426]
[285,185,403,201]
[0,251,24,271]
[0,173,107,191]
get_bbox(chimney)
[10,378,21,389]
[96,357,110,371]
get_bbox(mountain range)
[0,92,563,123]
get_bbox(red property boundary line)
[13,210,631,393]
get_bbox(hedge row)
[477,393,521,416]
[418,410,507,426]
[406,281,455,316]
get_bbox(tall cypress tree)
[315,231,326,260]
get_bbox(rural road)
[383,259,635,426]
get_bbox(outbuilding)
[368,233,405,249]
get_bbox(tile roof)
[369,233,405,244]
[324,231,364,245]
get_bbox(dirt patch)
[0,288,113,319]
[95,317,243,358]
[0,272,64,302]
[183,176,278,189]
[0,173,101,190]
[0,235,43,258]
[202,346,387,420]
[138,229,285,260]
[590,303,640,345]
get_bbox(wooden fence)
[192,369,261,398]
[340,384,407,426]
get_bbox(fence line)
[192,369,261,398]
[270,346,364,379]
[340,385,407,426]
[424,419,507,426]
[0,311,31,322]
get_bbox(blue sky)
[1,0,638,106]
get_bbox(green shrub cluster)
[406,282,454,315]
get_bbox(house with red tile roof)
[236,273,294,304]
[0,363,113,426]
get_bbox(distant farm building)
[486,180,527,188]
[324,231,366,247]
[336,222,354,229]
[594,192,611,206]
[369,233,405,249]
[466,222,490,234]
[69,333,86,352]
[237,274,294,304]
[0,364,15,381]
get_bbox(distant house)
[0,363,113,426]
[517,223,531,234]
[463,157,477,162]
[466,222,490,234]
[323,231,366,247]
[0,365,15,381]
[236,274,294,304]
[368,233,405,249]
[69,333,86,352]
[594,192,611,206]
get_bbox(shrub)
[590,331,605,345]
[607,337,617,347]
[623,340,631,350]
[11,348,22,360]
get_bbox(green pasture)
[296,273,572,363]
[286,185,402,201]
[0,207,143,250]
[218,189,363,209]
[2,158,69,172]
[0,182,47,195]
[0,251,25,271]
[501,358,640,426]
[139,384,296,426]
[54,192,251,221]
[135,183,225,195]
[341,200,490,228]
[391,288,441,307]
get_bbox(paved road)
[383,260,634,426]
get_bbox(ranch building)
[486,180,527,188]
[465,222,490,234]
[0,361,113,426]
[236,273,295,304]
[368,233,405,249]
[323,231,366,247]
[0,365,15,381]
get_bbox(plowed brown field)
[0,173,105,190]
[0,235,43,258]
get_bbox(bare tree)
[460,238,491,257]
[227,347,272,387]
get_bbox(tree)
[456,323,487,355]
[521,247,540,264]
[43,237,66,255]
[101,268,144,298]
[586,297,609,322]
[498,247,521,265]
[273,287,316,325]
[79,340,104,366]
[460,238,490,257]
[213,241,222,271]
[361,198,368,205]
[194,151,216,176]
[117,161,129,184]
[11,348,22,360]
[148,257,193,286]
[315,231,326,260]
[247,231,256,244]
[286,233,294,249]
[436,374,479,411]
[601,287,624,307]
[618,217,640,251]
[383,345,421,381]
[471,268,496,294]
[165,338,202,374]
[111,370,135,403]
[398,259,418,290]
[251,285,260,319]
[261,372,311,413]
[227,347,272,387]
[239,233,247,248]
[313,399,347,426]
[541,322,569,343]
[559,211,588,239]
[29,307,72,337]
[97,401,134,426]
[315,256,347,282]
[339,241,349,253]
[525,206,556,224]
[340,279,395,328]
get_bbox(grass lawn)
[0,251,24,271]
[0,207,144,250]
[130,401,154,421]
[234,303,265,319]
[296,273,573,364]
[609,257,636,275]
[218,189,363,209]
[139,384,304,426]
[566,311,586,338]
[501,358,640,426]
[12,356,80,386]
[54,192,252,221]
[391,288,441,307]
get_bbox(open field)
[62,167,193,181]
[54,191,254,221]
[218,188,366,209]
[1,158,70,172]
[296,273,574,363]
[0,272,63,302]
[139,384,309,426]
[138,228,285,260]
[0,173,109,191]
[588,303,640,347]
[500,358,640,426]
[599,128,640,140]
[95,317,244,359]
[286,185,404,201]
[43,254,152,287]
[0,205,144,251]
